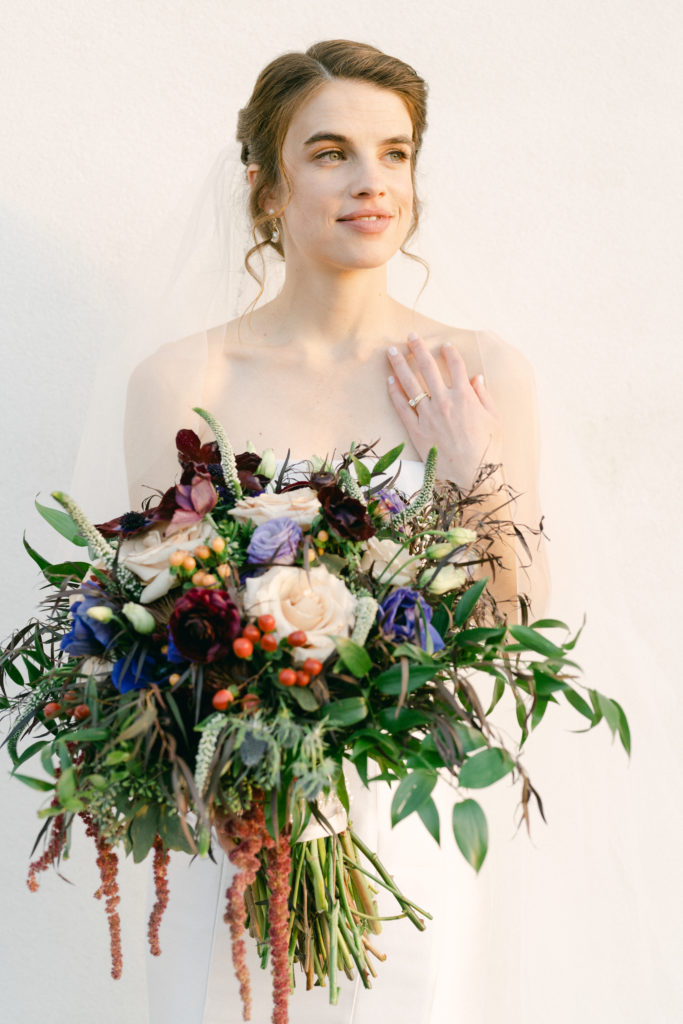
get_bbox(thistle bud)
[122,602,156,634]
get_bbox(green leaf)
[613,699,631,756]
[596,692,620,737]
[157,810,194,853]
[13,773,55,792]
[2,659,24,687]
[290,686,320,712]
[331,637,372,678]
[452,799,488,871]
[34,498,88,546]
[390,769,436,826]
[335,770,350,814]
[458,747,514,789]
[508,625,565,659]
[485,675,506,714]
[376,707,431,733]
[454,626,506,647]
[532,666,570,696]
[417,795,441,844]
[529,618,569,630]
[563,688,594,721]
[374,663,437,695]
[22,534,51,572]
[324,697,368,728]
[56,766,77,802]
[531,696,549,731]
[453,723,487,755]
[64,727,109,743]
[351,455,372,487]
[43,560,90,586]
[372,442,405,476]
[454,577,488,628]
[130,803,161,863]
[10,739,48,769]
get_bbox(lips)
[337,209,393,222]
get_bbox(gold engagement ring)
[408,391,430,409]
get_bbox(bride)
[124,38,549,1024]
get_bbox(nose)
[350,156,387,198]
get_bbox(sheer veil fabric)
[75,148,551,1024]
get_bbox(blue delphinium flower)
[112,651,165,694]
[247,517,303,565]
[377,587,445,653]
[60,589,117,657]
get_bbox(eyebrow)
[303,131,415,149]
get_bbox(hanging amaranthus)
[147,835,170,956]
[266,829,293,1024]
[223,801,274,1021]
[27,809,66,892]
[80,812,122,979]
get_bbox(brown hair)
[236,39,428,287]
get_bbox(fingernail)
[476,374,484,385]
[407,332,419,342]
[388,375,395,384]
[388,346,398,356]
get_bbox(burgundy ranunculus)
[317,483,376,541]
[176,429,220,471]
[235,451,270,495]
[168,588,241,663]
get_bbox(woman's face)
[271,79,415,272]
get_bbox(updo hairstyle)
[236,39,428,283]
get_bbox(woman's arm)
[124,331,210,508]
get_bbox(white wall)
[2,2,682,1022]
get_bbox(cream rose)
[229,487,320,528]
[119,520,216,604]
[243,565,355,663]
[359,536,418,587]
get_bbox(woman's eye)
[387,150,410,162]
[315,150,344,162]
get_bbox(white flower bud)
[86,605,114,623]
[256,447,277,479]
[445,527,477,546]
[419,564,467,595]
[122,602,156,634]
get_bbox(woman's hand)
[386,333,503,488]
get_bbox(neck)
[257,259,401,363]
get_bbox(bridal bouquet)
[1,408,629,1023]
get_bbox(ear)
[247,163,260,191]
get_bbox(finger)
[387,345,423,404]
[406,333,447,399]
[470,373,498,415]
[441,342,470,395]
[387,373,421,434]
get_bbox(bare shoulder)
[475,328,536,382]
[128,329,209,391]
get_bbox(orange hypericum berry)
[194,544,211,560]
[161,645,169,655]
[212,689,234,711]
[317,547,325,556]
[242,624,260,643]
[202,573,217,587]
[73,704,91,721]
[216,563,231,579]
[242,693,260,714]
[182,555,196,572]
[295,671,311,688]
[302,658,323,677]
[169,550,186,567]
[43,702,61,719]
[63,690,78,702]
[192,570,206,586]
[233,637,253,659]
[278,668,297,687]
[211,537,226,554]
[259,633,278,653]
[168,673,181,686]
[257,614,276,633]
[287,630,307,647]
[316,530,329,542]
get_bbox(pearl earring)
[267,209,279,244]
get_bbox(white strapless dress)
[146,460,474,1024]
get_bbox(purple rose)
[247,517,303,565]
[60,589,117,657]
[377,587,445,652]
